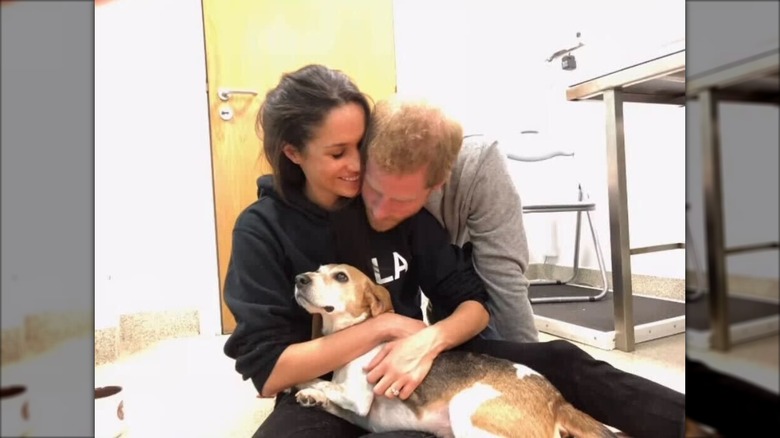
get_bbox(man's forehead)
[364,159,428,198]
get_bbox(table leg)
[604,89,635,352]
[699,89,730,351]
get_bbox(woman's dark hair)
[257,64,372,200]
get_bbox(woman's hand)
[363,327,438,400]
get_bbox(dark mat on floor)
[686,291,779,330]
[530,284,685,332]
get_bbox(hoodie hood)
[256,174,280,200]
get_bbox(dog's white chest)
[331,345,381,386]
[329,345,453,436]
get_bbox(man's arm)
[424,299,489,354]
[466,139,539,342]
[262,312,422,397]
[364,210,491,399]
[364,300,488,399]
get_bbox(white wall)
[686,2,779,280]
[92,1,777,336]
[394,0,687,279]
[94,0,220,334]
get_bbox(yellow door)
[202,0,397,333]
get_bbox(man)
[361,95,538,343]
[357,95,685,437]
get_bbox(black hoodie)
[223,175,489,394]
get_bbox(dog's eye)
[334,272,349,283]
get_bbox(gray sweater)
[424,134,539,342]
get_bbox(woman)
[223,64,683,438]
[224,64,489,438]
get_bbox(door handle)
[218,88,258,102]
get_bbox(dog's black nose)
[295,274,311,286]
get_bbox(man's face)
[362,158,435,232]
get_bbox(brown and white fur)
[292,264,617,438]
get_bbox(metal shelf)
[567,49,686,105]
[565,48,687,352]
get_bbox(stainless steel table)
[686,48,780,351]
[566,49,686,352]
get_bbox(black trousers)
[686,356,779,437]
[253,339,685,438]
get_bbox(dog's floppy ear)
[363,281,394,317]
[311,314,323,340]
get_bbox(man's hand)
[364,301,488,401]
[374,312,427,341]
[363,327,438,400]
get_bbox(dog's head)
[294,264,394,333]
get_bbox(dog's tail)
[555,402,618,438]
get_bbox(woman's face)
[284,103,365,210]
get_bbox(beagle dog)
[292,264,617,438]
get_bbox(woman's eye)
[332,152,344,159]
[334,272,348,283]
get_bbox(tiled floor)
[5,330,775,437]
[92,332,690,437]
[97,332,697,437]
[93,335,275,437]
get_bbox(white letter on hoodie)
[393,252,408,279]
[372,257,393,285]
[371,252,409,285]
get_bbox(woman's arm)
[261,312,425,397]
[224,216,429,396]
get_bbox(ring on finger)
[390,387,400,397]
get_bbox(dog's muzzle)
[294,274,334,313]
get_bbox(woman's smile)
[340,175,360,183]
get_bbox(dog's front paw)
[295,388,328,408]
